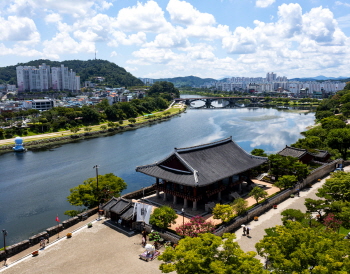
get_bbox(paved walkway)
[1,217,164,274]
[234,167,349,263]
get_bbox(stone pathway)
[234,167,348,263]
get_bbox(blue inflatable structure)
[13,137,26,152]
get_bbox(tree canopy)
[66,173,127,209]
[212,204,235,223]
[256,221,350,273]
[159,233,268,274]
[149,206,177,229]
[249,186,268,204]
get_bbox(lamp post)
[93,165,100,220]
[181,208,185,227]
[2,229,7,254]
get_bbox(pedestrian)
[246,227,250,236]
[243,226,246,235]
[297,189,300,197]
[142,236,146,247]
[46,235,49,244]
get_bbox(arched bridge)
[174,97,264,109]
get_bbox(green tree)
[100,125,107,130]
[274,175,297,190]
[66,173,127,209]
[280,209,306,225]
[317,171,350,202]
[256,221,350,273]
[251,148,267,157]
[212,204,234,223]
[326,128,350,159]
[149,206,177,229]
[268,154,309,181]
[304,198,327,218]
[128,118,136,124]
[232,197,248,215]
[249,186,268,204]
[321,117,346,130]
[84,126,92,132]
[70,127,80,134]
[159,233,268,274]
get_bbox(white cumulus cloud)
[256,0,275,8]
[114,0,171,32]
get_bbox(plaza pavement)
[0,168,339,273]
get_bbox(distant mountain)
[154,76,217,87]
[290,75,349,81]
[0,59,143,87]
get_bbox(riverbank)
[0,103,186,155]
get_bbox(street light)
[2,229,7,253]
[93,165,100,220]
[181,208,185,227]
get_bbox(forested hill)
[0,59,143,87]
[154,76,217,87]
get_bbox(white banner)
[136,203,153,224]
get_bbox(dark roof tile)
[136,137,267,187]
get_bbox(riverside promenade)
[0,169,337,273]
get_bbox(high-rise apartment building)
[17,63,80,93]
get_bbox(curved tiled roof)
[136,137,268,187]
[277,146,308,158]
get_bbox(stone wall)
[122,185,156,200]
[0,207,98,262]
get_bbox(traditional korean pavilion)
[277,145,331,164]
[136,137,268,210]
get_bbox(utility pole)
[93,165,100,220]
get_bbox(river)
[0,97,315,245]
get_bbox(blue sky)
[1,0,350,79]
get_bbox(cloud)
[144,27,189,48]
[256,0,275,8]
[222,27,258,54]
[45,13,62,24]
[0,16,40,43]
[108,31,147,47]
[43,32,95,56]
[114,0,171,32]
[335,1,350,8]
[130,48,178,64]
[110,51,117,57]
[166,0,216,26]
[5,0,112,18]
[0,43,42,57]
[302,7,338,43]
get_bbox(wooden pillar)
[193,200,197,211]
[183,199,188,208]
[173,195,177,205]
[193,187,198,210]
[218,191,222,201]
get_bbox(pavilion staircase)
[256,173,268,181]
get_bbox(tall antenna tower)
[95,50,97,60]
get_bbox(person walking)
[246,227,250,236]
[243,226,246,235]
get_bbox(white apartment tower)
[17,63,80,92]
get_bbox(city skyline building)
[16,64,80,93]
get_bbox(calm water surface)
[0,101,315,244]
